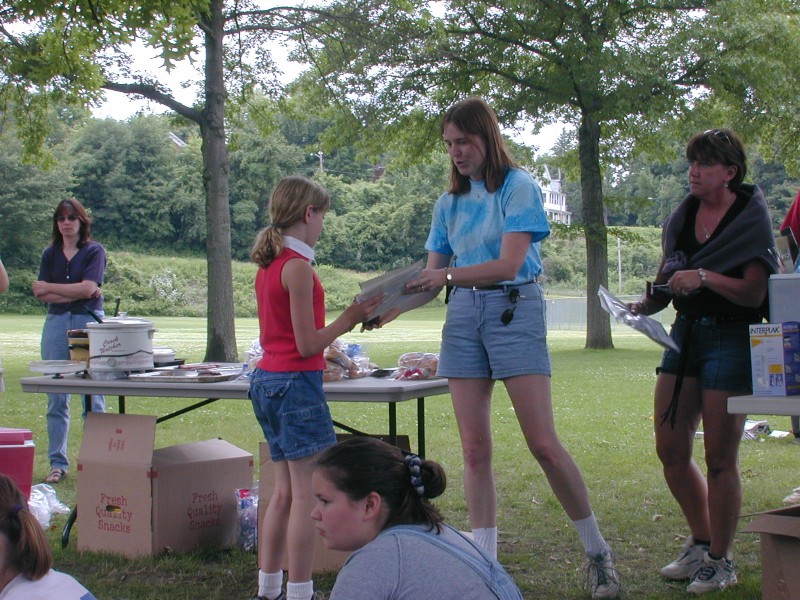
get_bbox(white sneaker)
[687,552,737,594]
[660,536,709,580]
[783,486,800,506]
[586,549,620,599]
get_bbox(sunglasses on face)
[57,215,79,222]
[501,288,521,326]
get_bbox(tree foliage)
[0,113,74,270]
[2,103,799,320]
[291,0,800,349]
[1,0,371,360]
[3,0,800,355]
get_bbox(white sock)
[472,527,498,559]
[573,513,609,556]
[286,580,314,600]
[258,570,283,599]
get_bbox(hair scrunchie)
[404,453,424,496]
[10,505,23,518]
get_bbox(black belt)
[48,306,88,316]
[676,314,754,326]
[457,278,538,291]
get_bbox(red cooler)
[0,427,35,499]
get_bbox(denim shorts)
[438,281,551,379]
[658,315,753,392]
[248,368,337,461]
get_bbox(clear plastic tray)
[126,369,242,383]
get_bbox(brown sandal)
[44,467,66,484]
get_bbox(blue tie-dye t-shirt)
[425,168,550,284]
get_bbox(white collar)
[284,236,315,262]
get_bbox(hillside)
[0,228,665,317]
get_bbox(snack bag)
[323,360,347,382]
[324,340,376,378]
[393,352,439,380]
[236,486,259,552]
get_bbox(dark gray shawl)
[661,183,779,277]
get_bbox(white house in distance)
[536,165,572,226]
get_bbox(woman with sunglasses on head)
[367,97,619,599]
[628,129,777,594]
[32,198,106,485]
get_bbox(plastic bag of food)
[324,339,356,370]
[392,352,439,380]
[323,360,347,382]
[236,485,259,552]
[347,354,376,379]
[244,338,263,371]
[324,340,376,378]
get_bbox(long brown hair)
[315,437,447,532]
[51,198,93,248]
[441,97,518,194]
[250,176,330,268]
[0,474,52,580]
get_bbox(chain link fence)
[546,295,676,332]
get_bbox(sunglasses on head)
[57,215,78,222]
[703,129,733,146]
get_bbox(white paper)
[356,259,425,320]
[597,285,679,352]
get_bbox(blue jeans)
[658,315,752,392]
[249,368,336,461]
[439,282,550,379]
[41,311,106,471]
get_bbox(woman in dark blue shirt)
[32,198,106,484]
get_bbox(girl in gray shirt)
[311,437,522,600]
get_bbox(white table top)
[727,394,800,416]
[20,373,451,404]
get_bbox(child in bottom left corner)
[0,473,97,600]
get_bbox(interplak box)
[749,322,800,396]
[77,413,253,558]
[742,505,800,599]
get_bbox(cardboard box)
[77,413,253,558]
[257,434,410,573]
[769,274,800,323]
[742,505,800,599]
[749,322,800,396]
[0,428,35,499]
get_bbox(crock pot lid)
[87,318,154,328]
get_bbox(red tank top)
[256,248,326,371]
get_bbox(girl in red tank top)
[248,176,381,600]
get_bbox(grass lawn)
[0,309,794,599]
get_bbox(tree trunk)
[578,113,613,349]
[200,0,237,362]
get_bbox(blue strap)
[384,524,522,600]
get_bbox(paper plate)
[28,360,88,375]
